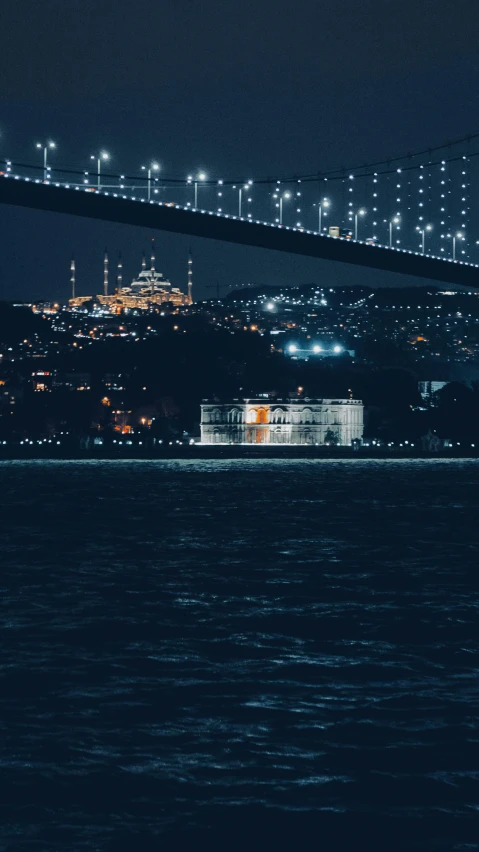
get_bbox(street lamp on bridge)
[90,151,110,190]
[353,208,366,240]
[35,141,56,180]
[187,172,207,208]
[448,231,465,261]
[389,216,400,247]
[233,181,253,218]
[416,224,433,254]
[314,198,330,234]
[273,190,291,225]
[141,162,160,201]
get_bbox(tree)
[324,428,339,445]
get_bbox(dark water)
[1,459,478,851]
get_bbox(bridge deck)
[1,176,478,288]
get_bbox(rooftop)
[202,397,363,405]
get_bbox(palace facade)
[200,397,363,445]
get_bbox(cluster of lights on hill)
[288,343,344,355]
[263,299,344,355]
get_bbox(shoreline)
[0,446,477,461]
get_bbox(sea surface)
[0,459,478,851]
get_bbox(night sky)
[1,0,478,301]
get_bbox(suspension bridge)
[1,133,479,287]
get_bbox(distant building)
[112,409,133,434]
[52,372,91,391]
[31,370,52,392]
[32,301,60,315]
[287,345,355,360]
[418,381,448,405]
[200,397,363,445]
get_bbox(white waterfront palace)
[200,396,363,445]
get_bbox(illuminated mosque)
[68,240,192,310]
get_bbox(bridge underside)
[1,177,478,288]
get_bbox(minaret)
[150,238,156,273]
[70,255,76,299]
[187,247,193,304]
[103,248,109,296]
[141,251,146,271]
[116,252,123,294]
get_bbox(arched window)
[257,408,267,424]
[247,409,257,423]
[213,428,221,443]
[213,408,222,424]
[229,408,240,423]
[302,408,313,424]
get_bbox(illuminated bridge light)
[2,167,477,282]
